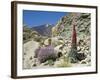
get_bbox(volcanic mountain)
[31,24,54,37]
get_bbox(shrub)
[37,45,57,63]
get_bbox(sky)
[23,10,67,27]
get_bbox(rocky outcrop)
[51,13,91,65]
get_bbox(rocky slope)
[52,13,91,62]
[52,13,91,39]
[52,12,91,64]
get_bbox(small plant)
[56,61,71,67]
[46,60,54,66]
[54,56,71,67]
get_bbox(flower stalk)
[68,24,78,63]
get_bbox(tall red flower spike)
[68,24,78,63]
[71,24,77,49]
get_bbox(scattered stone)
[30,56,33,60]
[80,60,87,64]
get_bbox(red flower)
[71,24,77,49]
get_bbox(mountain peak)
[31,24,54,37]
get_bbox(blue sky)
[23,10,67,27]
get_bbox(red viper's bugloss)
[71,25,77,49]
[69,24,87,63]
[68,24,78,63]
